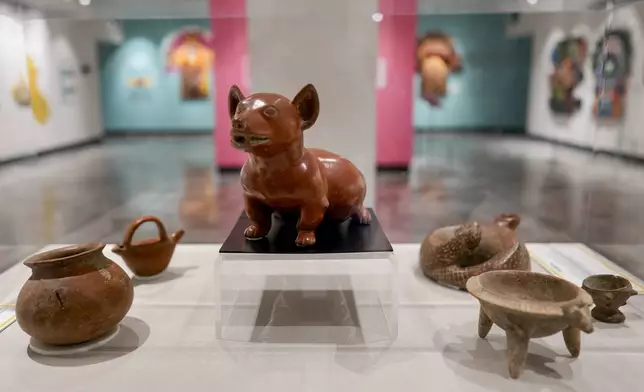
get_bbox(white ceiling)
[12,0,209,19]
[5,0,635,20]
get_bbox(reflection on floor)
[1,134,643,278]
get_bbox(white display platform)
[0,243,643,392]
[216,251,397,344]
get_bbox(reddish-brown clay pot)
[16,243,134,346]
[112,216,184,278]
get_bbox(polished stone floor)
[1,134,644,277]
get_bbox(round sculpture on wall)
[549,37,587,114]
[419,213,530,289]
[228,83,371,247]
[416,31,462,107]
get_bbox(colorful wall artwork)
[592,29,632,119]
[164,28,213,101]
[413,14,532,131]
[416,31,461,107]
[99,19,215,133]
[549,37,587,114]
[11,56,51,124]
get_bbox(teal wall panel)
[414,14,532,131]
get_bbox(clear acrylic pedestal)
[215,251,398,345]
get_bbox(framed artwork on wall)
[592,29,632,119]
[163,27,214,101]
[549,37,587,114]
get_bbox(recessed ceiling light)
[526,0,538,4]
[372,12,383,23]
[79,0,91,6]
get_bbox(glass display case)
[1,0,644,389]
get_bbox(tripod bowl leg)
[563,327,581,357]
[478,306,494,339]
[506,329,530,379]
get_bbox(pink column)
[210,0,248,169]
[376,0,417,168]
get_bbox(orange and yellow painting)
[166,29,214,101]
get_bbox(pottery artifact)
[112,216,184,278]
[16,243,134,346]
[582,274,637,323]
[228,84,371,247]
[467,270,594,379]
[420,213,530,289]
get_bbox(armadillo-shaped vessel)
[419,213,530,289]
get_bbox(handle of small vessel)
[494,213,521,230]
[121,216,170,248]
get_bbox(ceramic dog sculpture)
[228,84,371,247]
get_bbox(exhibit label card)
[527,243,644,293]
[0,305,16,333]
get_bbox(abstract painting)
[592,30,632,119]
[549,37,587,114]
[165,28,214,101]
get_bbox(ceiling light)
[79,0,91,6]
[372,13,383,23]
[526,0,538,4]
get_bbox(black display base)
[219,208,393,254]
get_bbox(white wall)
[247,0,379,207]
[0,5,104,162]
[513,5,644,157]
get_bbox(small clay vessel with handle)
[582,274,638,323]
[112,216,184,279]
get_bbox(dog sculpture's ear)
[229,85,245,120]
[292,84,320,131]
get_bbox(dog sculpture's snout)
[232,119,246,131]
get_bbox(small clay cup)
[582,274,637,324]
[112,216,184,279]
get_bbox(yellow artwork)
[128,76,153,88]
[27,56,50,124]
[11,76,30,106]
[166,30,214,100]
[11,56,51,124]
